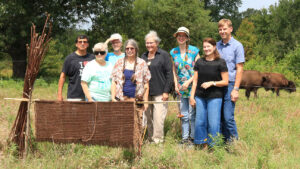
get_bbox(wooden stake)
[24,90,32,158]
[4,98,39,102]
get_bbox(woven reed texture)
[35,100,141,148]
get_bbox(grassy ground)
[0,78,299,168]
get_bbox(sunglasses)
[94,51,106,55]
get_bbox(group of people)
[57,18,245,148]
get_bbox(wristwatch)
[213,81,216,86]
[233,87,239,91]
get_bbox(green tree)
[240,8,260,19]
[202,0,242,31]
[39,28,82,79]
[88,0,134,45]
[0,0,97,78]
[132,0,217,53]
[235,18,257,60]
[250,0,300,60]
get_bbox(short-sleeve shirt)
[105,52,125,66]
[194,57,228,98]
[216,37,245,82]
[62,52,94,99]
[170,45,199,98]
[81,60,113,101]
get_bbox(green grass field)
[0,78,299,168]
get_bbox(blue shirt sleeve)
[235,43,245,64]
[105,53,111,61]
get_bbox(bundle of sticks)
[10,15,52,157]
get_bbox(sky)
[239,0,279,12]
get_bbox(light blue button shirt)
[216,37,245,82]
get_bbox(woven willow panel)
[35,100,141,149]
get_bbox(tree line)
[0,0,299,83]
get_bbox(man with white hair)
[105,33,125,66]
[57,35,94,101]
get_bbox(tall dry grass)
[0,79,299,168]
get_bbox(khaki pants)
[145,95,168,143]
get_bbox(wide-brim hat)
[173,27,190,38]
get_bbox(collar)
[221,36,235,46]
[145,47,161,55]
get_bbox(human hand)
[162,93,169,101]
[231,89,239,102]
[144,104,148,111]
[201,81,213,89]
[181,81,190,91]
[175,84,181,96]
[57,95,63,101]
[190,97,196,108]
[87,98,94,102]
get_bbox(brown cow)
[240,70,269,99]
[262,72,296,96]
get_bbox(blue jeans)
[221,82,239,142]
[179,97,195,140]
[194,96,222,146]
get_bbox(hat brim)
[173,31,189,38]
[110,38,121,42]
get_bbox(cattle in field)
[262,72,296,96]
[240,70,269,99]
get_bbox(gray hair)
[124,39,139,57]
[144,30,161,43]
[92,42,108,53]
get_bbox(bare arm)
[173,65,180,94]
[231,63,244,102]
[181,54,200,90]
[234,63,243,89]
[189,71,198,107]
[143,82,149,110]
[57,72,66,101]
[111,81,117,101]
[104,37,112,46]
[81,81,93,102]
[195,54,200,62]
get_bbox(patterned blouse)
[111,57,151,101]
[170,45,199,98]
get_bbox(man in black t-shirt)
[57,35,94,101]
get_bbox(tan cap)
[173,27,190,37]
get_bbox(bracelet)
[233,87,239,91]
[213,81,216,86]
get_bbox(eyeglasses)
[177,35,187,38]
[94,51,106,55]
[146,42,155,45]
[77,40,88,44]
[126,47,135,51]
